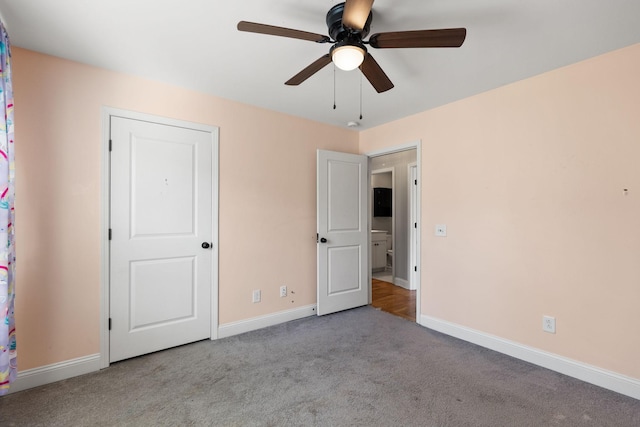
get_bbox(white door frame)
[408,162,418,291]
[99,107,219,369]
[370,167,395,281]
[366,141,421,322]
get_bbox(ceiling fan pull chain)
[333,65,337,110]
[359,72,363,120]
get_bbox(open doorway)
[368,146,419,322]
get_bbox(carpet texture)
[1,306,638,426]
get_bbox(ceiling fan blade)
[369,28,467,49]
[285,54,333,86]
[238,21,330,43]
[359,53,394,93]
[342,0,374,31]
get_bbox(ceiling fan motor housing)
[326,2,372,41]
[330,37,367,58]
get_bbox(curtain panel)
[0,20,16,396]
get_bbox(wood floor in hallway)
[371,279,416,322]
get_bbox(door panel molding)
[100,107,219,368]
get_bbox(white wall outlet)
[252,290,261,303]
[280,285,287,297]
[435,224,447,237]
[543,315,556,334]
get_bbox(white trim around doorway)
[408,162,418,291]
[371,166,395,280]
[366,140,422,323]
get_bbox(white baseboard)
[5,305,317,394]
[8,353,101,394]
[420,315,640,401]
[394,278,410,290]
[218,304,317,339]
[12,314,636,401]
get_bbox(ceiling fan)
[237,0,466,93]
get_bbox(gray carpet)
[1,306,638,426]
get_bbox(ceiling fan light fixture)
[332,44,365,71]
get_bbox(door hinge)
[414,179,417,185]
[414,222,417,228]
[108,318,112,330]
[109,229,112,240]
[414,266,417,272]
[316,233,319,243]
[109,139,112,152]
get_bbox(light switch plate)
[435,224,447,237]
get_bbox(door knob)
[320,237,327,243]
[201,242,211,249]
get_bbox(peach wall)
[360,44,640,379]
[13,40,640,382]
[13,48,358,370]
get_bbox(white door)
[110,116,212,362]
[317,150,368,316]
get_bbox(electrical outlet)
[252,290,261,303]
[280,285,287,297]
[543,315,556,334]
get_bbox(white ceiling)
[1,0,639,130]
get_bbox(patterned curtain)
[0,20,16,396]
